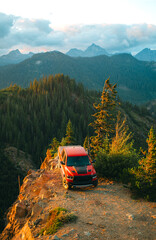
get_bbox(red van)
[58,145,98,189]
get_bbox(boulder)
[15,202,28,218]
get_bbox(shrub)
[95,150,138,182]
[40,207,77,235]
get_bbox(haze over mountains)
[0,49,33,66]
[0,50,156,104]
[66,44,156,62]
[0,43,109,66]
[66,43,109,57]
[135,48,156,62]
[0,44,156,67]
[0,44,156,104]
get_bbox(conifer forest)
[0,74,156,231]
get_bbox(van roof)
[63,146,87,157]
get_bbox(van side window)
[62,150,65,159]
[63,154,66,163]
[61,150,66,163]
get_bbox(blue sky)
[0,0,156,55]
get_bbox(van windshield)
[67,156,91,167]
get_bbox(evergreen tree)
[60,137,67,146]
[83,136,90,152]
[110,112,134,155]
[49,137,60,157]
[90,78,117,155]
[32,78,38,93]
[64,120,75,145]
[29,81,33,90]
[130,127,156,200]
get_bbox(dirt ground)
[1,162,156,240]
[31,168,156,240]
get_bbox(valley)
[0,48,156,104]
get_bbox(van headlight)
[67,175,74,180]
[92,174,97,179]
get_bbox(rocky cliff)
[1,156,156,240]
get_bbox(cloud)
[0,13,15,38]
[0,12,156,54]
[14,18,52,34]
[11,18,65,47]
[64,24,156,53]
[0,13,65,50]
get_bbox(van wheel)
[93,179,98,187]
[63,178,71,190]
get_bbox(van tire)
[63,178,71,190]
[93,179,98,187]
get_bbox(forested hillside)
[0,74,156,231]
[0,74,96,165]
[0,74,155,165]
[0,51,156,104]
[0,74,96,231]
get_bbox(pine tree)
[138,127,156,181]
[49,137,60,157]
[110,112,133,154]
[64,120,75,145]
[83,136,90,152]
[29,81,33,91]
[130,127,156,200]
[90,78,117,155]
[60,137,67,146]
[32,79,38,93]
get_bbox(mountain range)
[0,45,156,67]
[135,48,156,62]
[66,43,109,57]
[0,50,156,104]
[68,45,156,62]
[0,49,33,66]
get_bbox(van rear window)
[67,156,91,166]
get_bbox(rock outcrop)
[1,155,156,240]
[0,157,59,240]
[4,147,36,173]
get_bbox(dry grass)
[40,207,77,235]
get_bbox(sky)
[0,0,156,56]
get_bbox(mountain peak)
[89,43,99,48]
[66,44,109,57]
[66,48,84,57]
[0,49,34,66]
[8,49,21,56]
[135,48,156,61]
[84,43,108,57]
[87,43,102,50]
[142,48,151,52]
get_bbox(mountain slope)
[0,74,155,162]
[0,76,94,231]
[1,156,156,240]
[0,75,95,165]
[0,49,33,66]
[66,43,109,57]
[84,43,109,57]
[66,48,84,57]
[135,48,156,62]
[0,51,156,103]
[0,76,156,233]
[0,146,36,232]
